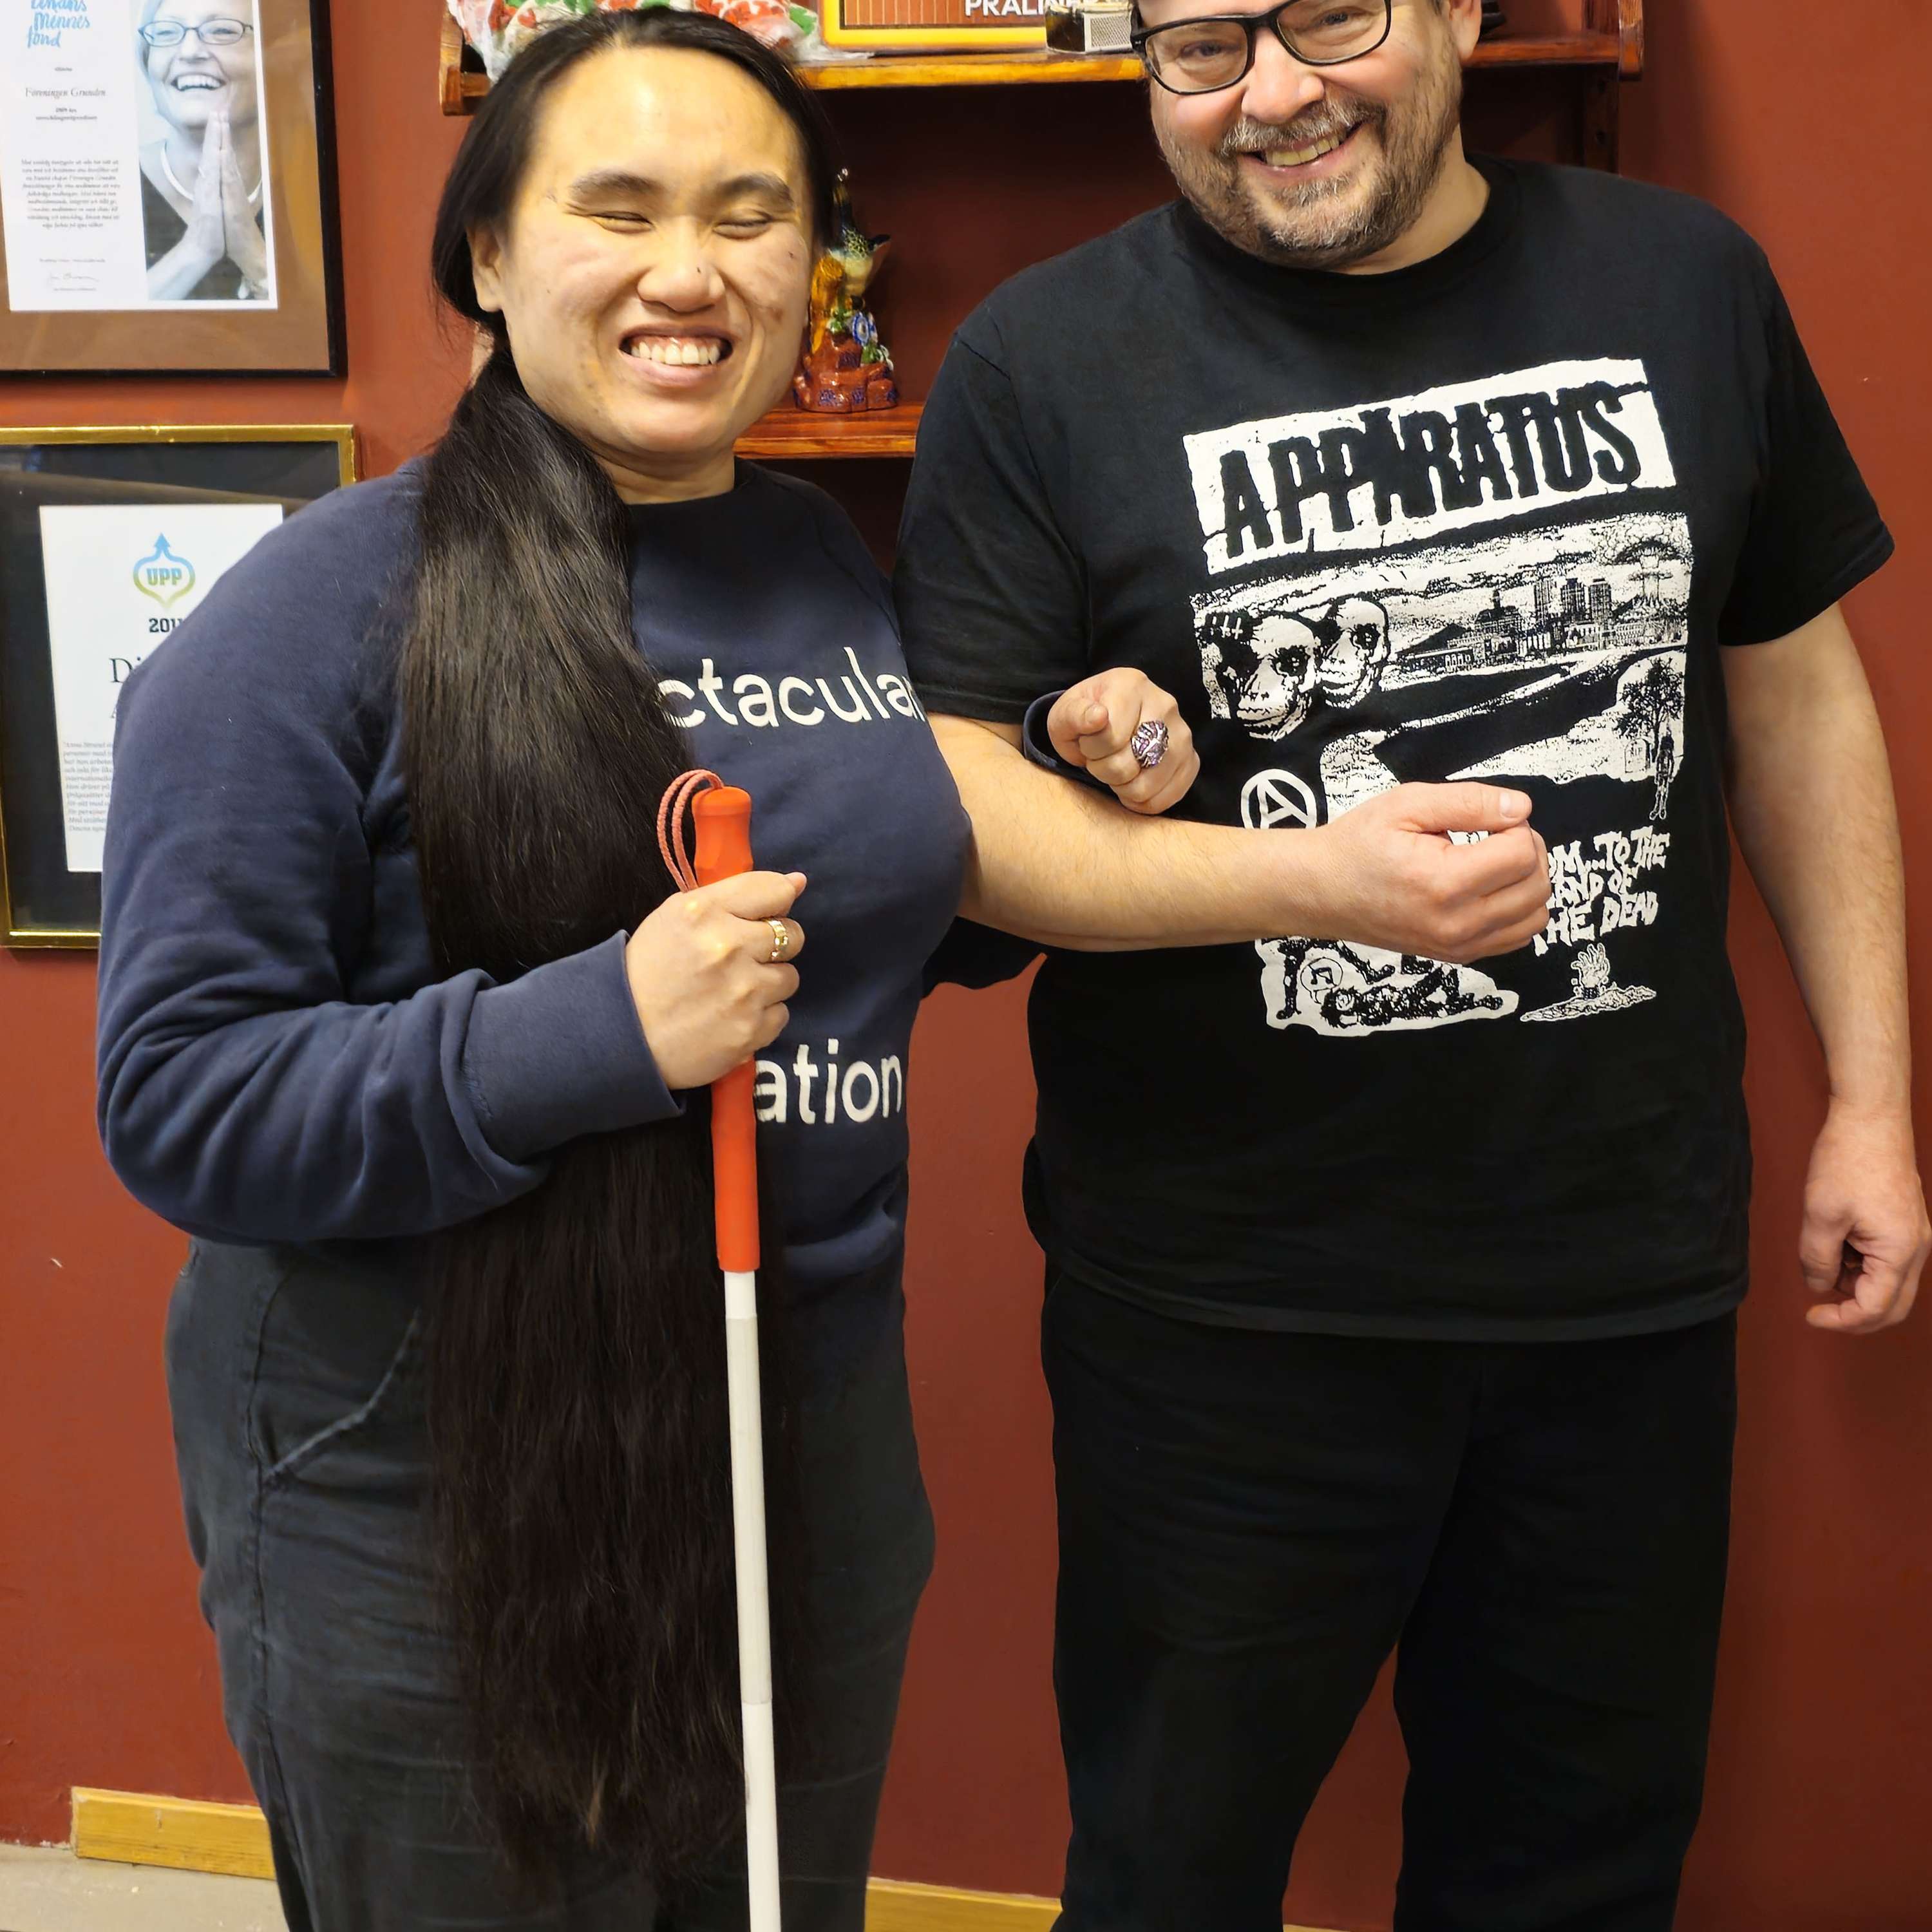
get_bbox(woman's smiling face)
[143,0,260,135]
[469,46,818,502]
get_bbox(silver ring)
[1130,719,1170,771]
[765,918,792,965]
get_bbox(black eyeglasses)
[1132,0,1392,94]
[138,16,253,46]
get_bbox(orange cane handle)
[692,788,761,1273]
[692,784,755,887]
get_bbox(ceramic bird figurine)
[795,171,898,413]
[829,179,891,310]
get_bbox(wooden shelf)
[799,31,1627,88]
[737,402,922,459]
[1469,29,1620,68]
[801,49,1139,88]
[440,8,1643,113]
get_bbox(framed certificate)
[0,0,344,374]
[0,424,356,947]
[817,0,1047,53]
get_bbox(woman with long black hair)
[96,13,967,1926]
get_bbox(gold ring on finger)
[765,918,792,965]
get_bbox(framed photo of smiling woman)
[0,0,343,372]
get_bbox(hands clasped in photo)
[148,108,268,299]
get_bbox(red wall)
[5,5,1929,1928]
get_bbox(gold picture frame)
[0,0,345,374]
[0,423,358,947]
[817,0,1048,53]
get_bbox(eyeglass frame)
[138,16,256,47]
[1129,0,1394,95]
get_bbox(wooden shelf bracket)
[1580,0,1645,173]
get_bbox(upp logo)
[131,535,196,610]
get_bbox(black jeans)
[1043,1271,1736,1932]
[166,1239,933,1932]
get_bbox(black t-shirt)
[894,158,1893,1340]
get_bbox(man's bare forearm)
[931,714,1553,963]
[1724,605,1911,1115]
[933,714,1318,950]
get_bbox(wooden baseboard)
[867,1881,1333,1932]
[868,1879,1061,1928]
[72,1787,276,1881]
[71,1788,1333,1929]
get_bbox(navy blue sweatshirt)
[97,462,969,1331]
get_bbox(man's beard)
[1155,38,1463,270]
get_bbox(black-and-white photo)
[135,0,275,303]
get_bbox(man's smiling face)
[1143,0,1475,269]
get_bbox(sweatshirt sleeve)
[95,485,681,1246]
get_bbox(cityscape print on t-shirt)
[1182,357,1690,1037]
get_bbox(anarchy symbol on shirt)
[1241,769,1320,831]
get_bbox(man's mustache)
[1218,104,1382,160]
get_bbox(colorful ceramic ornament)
[793,172,898,415]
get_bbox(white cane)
[659,771,782,1932]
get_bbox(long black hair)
[402,9,836,1880]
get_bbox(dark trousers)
[1042,1271,1737,1932]
[166,1240,933,1932]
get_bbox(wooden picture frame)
[0,0,345,374]
[0,424,357,948]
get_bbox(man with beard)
[893,1,1926,1926]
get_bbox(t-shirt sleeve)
[893,321,1092,720]
[1718,261,1894,647]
